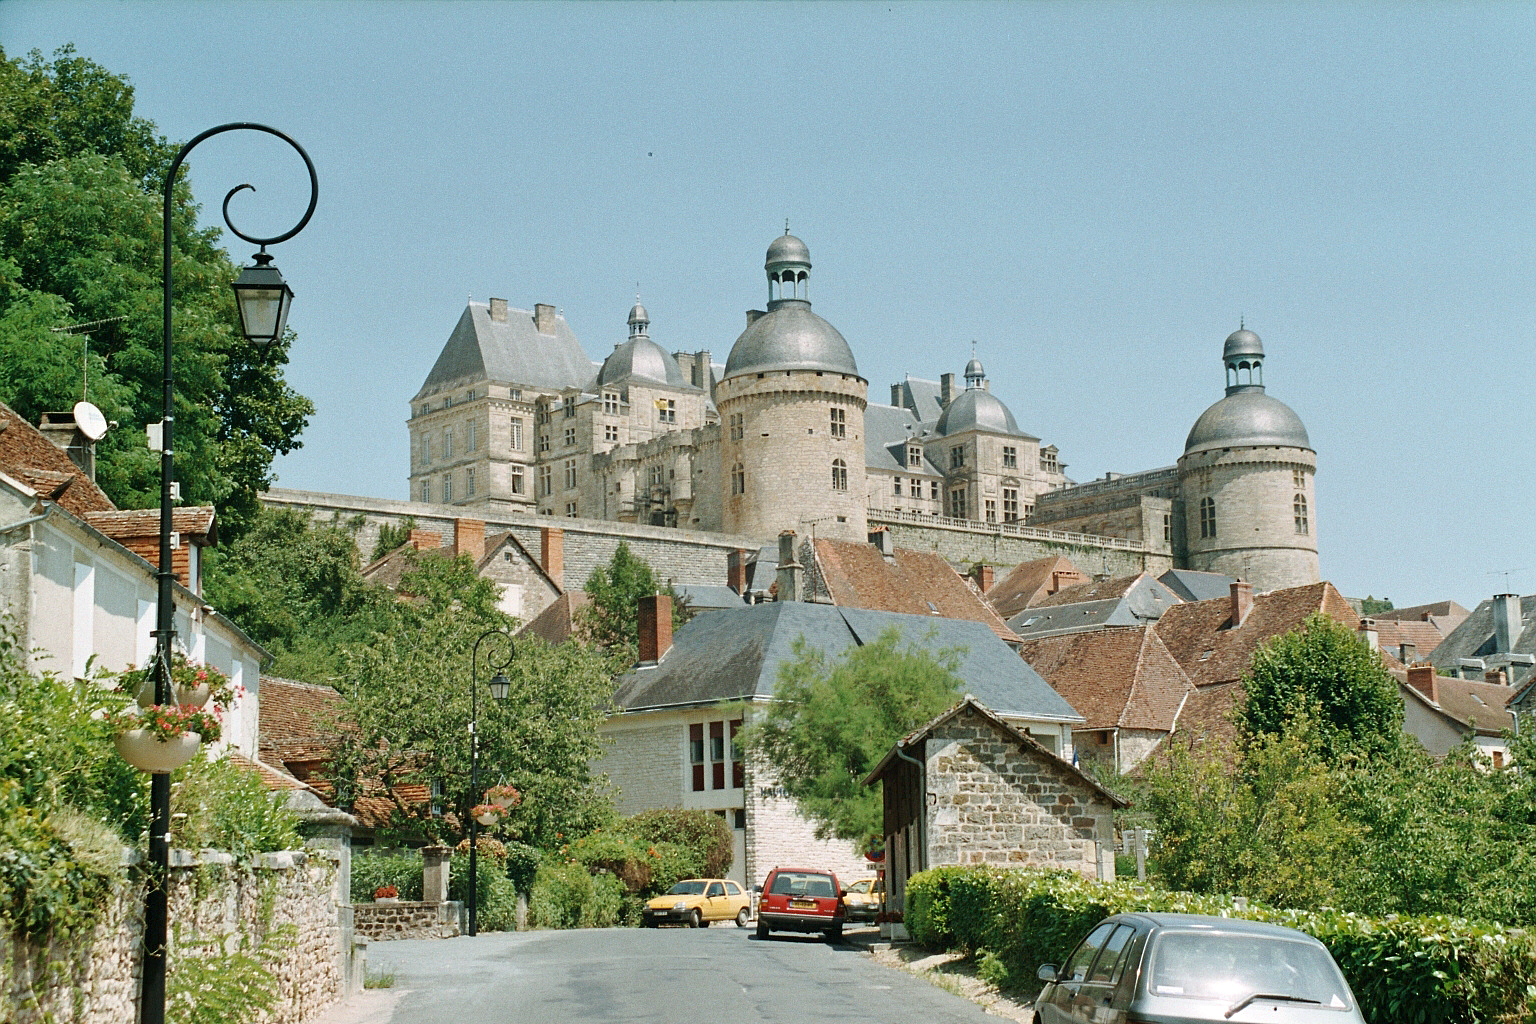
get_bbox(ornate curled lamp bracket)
[479,629,516,678]
[167,122,319,252]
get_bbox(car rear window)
[1148,932,1352,1009]
[770,872,836,897]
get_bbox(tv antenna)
[50,315,127,401]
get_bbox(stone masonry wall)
[0,847,344,1024]
[595,717,686,817]
[872,513,1163,579]
[925,712,1115,879]
[351,901,461,941]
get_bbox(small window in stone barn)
[690,724,705,791]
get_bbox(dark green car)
[1032,913,1365,1024]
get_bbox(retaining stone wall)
[351,900,462,941]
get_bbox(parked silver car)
[1032,913,1366,1024]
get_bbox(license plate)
[790,898,816,909]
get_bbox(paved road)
[361,925,1002,1024]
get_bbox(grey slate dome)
[936,387,1027,436]
[766,233,811,267]
[724,302,859,379]
[628,302,650,326]
[1184,327,1310,455]
[1223,328,1263,361]
[597,335,692,389]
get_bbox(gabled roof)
[890,376,946,423]
[415,302,594,399]
[1375,600,1470,624]
[864,403,942,475]
[1396,669,1512,737]
[1369,617,1449,659]
[985,556,1090,621]
[1007,597,1144,639]
[1158,569,1238,603]
[517,591,589,646]
[863,696,1128,808]
[1428,595,1536,688]
[0,400,116,517]
[810,537,1018,642]
[258,676,343,766]
[1019,626,1192,732]
[1035,573,1182,619]
[84,507,217,545]
[673,584,747,612]
[1153,581,1358,688]
[478,531,563,593]
[609,601,1083,723]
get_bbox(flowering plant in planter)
[483,784,521,808]
[470,803,506,825]
[373,885,398,900]
[106,703,223,744]
[118,653,238,709]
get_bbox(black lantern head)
[231,251,294,352]
[489,671,511,701]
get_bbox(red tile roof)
[1034,574,1145,609]
[811,538,1019,642]
[1396,669,1513,736]
[0,400,116,516]
[1019,626,1192,732]
[985,556,1090,620]
[257,676,344,765]
[1369,618,1449,658]
[518,591,589,646]
[84,507,217,543]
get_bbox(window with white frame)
[510,417,523,451]
[829,407,846,439]
[831,459,848,491]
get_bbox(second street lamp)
[468,628,514,936]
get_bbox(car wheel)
[689,909,702,929]
[755,920,769,939]
[825,925,843,942]
[736,907,751,928]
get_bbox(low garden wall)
[1,845,346,1024]
[352,900,462,941]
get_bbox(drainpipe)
[892,742,926,875]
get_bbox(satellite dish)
[73,401,109,441]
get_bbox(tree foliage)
[739,628,964,847]
[578,541,688,653]
[0,45,312,537]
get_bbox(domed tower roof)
[724,232,860,379]
[627,301,650,334]
[598,305,692,389]
[937,354,1027,436]
[1183,327,1311,456]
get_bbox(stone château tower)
[716,233,869,541]
[1177,328,1318,588]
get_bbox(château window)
[535,405,549,426]
[466,468,476,497]
[1041,448,1059,473]
[603,392,619,415]
[729,413,744,441]
[1294,494,1309,535]
[731,463,745,495]
[442,474,453,502]
[1293,469,1306,490]
[907,445,922,468]
[947,486,967,519]
[604,425,618,443]
[565,501,577,518]
[510,418,523,451]
[1003,487,1019,523]
[467,421,477,452]
[564,459,578,489]
[831,459,848,491]
[510,465,524,494]
[893,478,902,497]
[829,407,846,439]
[1199,496,1217,539]
[1002,446,1017,469]
[564,427,576,447]
[562,396,575,418]
[443,429,454,460]
[985,499,997,522]
[508,388,522,401]
[949,445,965,469]
[538,465,552,497]
[930,481,940,501]
[420,479,431,503]
[538,433,550,454]
[649,466,665,489]
[1163,513,1172,542]
[658,399,676,425]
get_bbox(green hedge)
[905,866,1536,1024]
[528,862,623,929]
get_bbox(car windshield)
[848,880,872,894]
[666,880,708,896]
[770,872,835,897]
[1147,932,1352,1010]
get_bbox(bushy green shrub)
[566,831,656,893]
[450,842,518,932]
[529,861,595,929]
[350,850,423,902]
[617,809,732,879]
[586,872,624,928]
[903,865,1536,1024]
[170,755,302,858]
[502,840,540,893]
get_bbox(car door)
[1040,921,1117,1024]
[722,880,747,917]
[1068,924,1135,1024]
[705,881,727,920]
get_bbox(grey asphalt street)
[360,926,1002,1024]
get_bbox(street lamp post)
[468,628,514,936]
[144,123,316,1024]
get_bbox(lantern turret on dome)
[628,299,650,338]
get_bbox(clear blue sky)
[5,1,1533,610]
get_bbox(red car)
[755,867,847,941]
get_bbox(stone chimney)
[453,518,485,562]
[1230,580,1254,628]
[540,527,564,589]
[775,531,802,603]
[891,383,903,406]
[727,549,748,594]
[1493,594,1522,654]
[868,527,894,562]
[488,297,509,322]
[408,529,443,552]
[1357,617,1379,651]
[940,373,955,406]
[1486,668,1508,686]
[534,303,558,335]
[746,310,765,326]
[1407,664,1437,700]
[970,563,994,593]
[38,411,97,482]
[637,594,673,665]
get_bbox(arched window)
[1294,494,1309,535]
[1199,496,1216,539]
[831,459,848,491]
[731,463,745,495]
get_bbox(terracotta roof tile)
[1034,574,1145,608]
[0,401,116,516]
[811,538,1019,642]
[985,556,1091,620]
[85,507,217,543]
[1172,679,1245,752]
[1395,669,1514,736]
[1019,626,1192,732]
[257,676,343,764]
[1367,618,1449,658]
[227,752,317,792]
[518,591,589,646]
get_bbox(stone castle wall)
[1177,445,1318,591]
[0,847,345,1024]
[869,510,1165,579]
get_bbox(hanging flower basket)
[483,784,522,808]
[106,704,221,774]
[121,653,238,710]
[471,803,506,826]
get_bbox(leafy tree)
[370,516,417,562]
[0,45,312,537]
[1358,596,1394,615]
[739,628,964,848]
[578,542,688,652]
[1237,613,1405,763]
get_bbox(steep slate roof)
[1154,581,1359,689]
[1008,598,1145,639]
[674,584,747,612]
[609,601,1083,723]
[1396,669,1513,737]
[415,302,594,399]
[1428,595,1536,688]
[1159,569,1238,603]
[1035,573,1182,618]
[864,696,1128,808]
[890,376,946,423]
[986,556,1091,621]
[0,400,116,516]
[810,537,1018,642]
[864,403,943,475]
[1018,626,1192,732]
